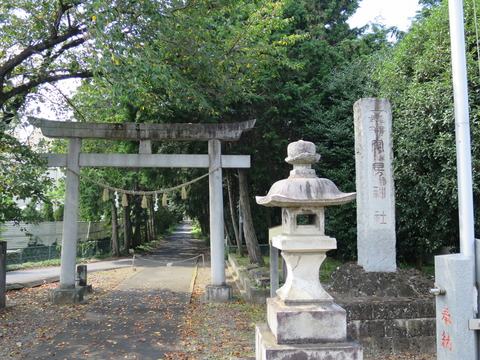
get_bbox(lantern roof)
[256,140,356,207]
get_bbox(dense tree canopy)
[0,0,393,260]
[1,0,296,237]
[0,123,51,225]
[230,0,395,258]
[376,0,480,263]
[0,0,93,122]
[0,0,94,230]
[6,0,476,268]
[81,0,302,122]
[62,0,303,261]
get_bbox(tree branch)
[38,36,89,75]
[0,71,93,110]
[51,1,75,38]
[0,25,86,78]
[50,82,88,122]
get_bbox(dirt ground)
[1,267,135,359]
[1,265,436,359]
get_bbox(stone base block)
[435,254,476,359]
[256,324,363,360]
[203,284,233,302]
[267,297,347,344]
[80,284,93,294]
[51,286,84,304]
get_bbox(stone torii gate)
[32,118,255,304]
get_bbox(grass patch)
[7,259,62,271]
[229,251,270,268]
[190,227,208,239]
[399,262,435,276]
[6,257,95,271]
[320,257,343,282]
[190,226,210,245]
[134,237,164,253]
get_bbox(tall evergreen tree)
[225,0,395,260]
[376,0,480,265]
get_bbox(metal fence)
[2,221,110,250]
[6,238,113,265]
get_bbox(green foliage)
[231,0,394,259]
[3,0,426,265]
[0,123,52,224]
[63,0,394,264]
[398,262,435,276]
[0,0,93,120]
[134,239,161,253]
[190,227,207,239]
[6,254,115,271]
[154,206,183,235]
[41,201,55,221]
[7,258,61,272]
[77,241,98,258]
[6,238,124,268]
[230,251,269,267]
[0,0,92,224]
[230,250,342,283]
[86,0,301,121]
[78,168,115,222]
[376,0,480,262]
[20,200,44,223]
[320,257,343,282]
[53,204,64,221]
[303,57,380,259]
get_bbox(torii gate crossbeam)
[31,118,255,304]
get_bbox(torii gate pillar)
[205,139,233,301]
[32,118,254,304]
[51,138,84,304]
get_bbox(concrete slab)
[267,297,347,344]
[116,265,196,293]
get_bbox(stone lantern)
[255,140,363,360]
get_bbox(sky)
[347,0,422,31]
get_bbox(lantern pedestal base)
[267,297,347,344]
[256,323,363,360]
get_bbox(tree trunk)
[132,196,142,247]
[238,168,264,266]
[226,170,243,256]
[123,196,132,254]
[149,197,156,240]
[145,199,152,242]
[111,200,120,257]
[143,207,149,243]
[198,205,209,237]
[224,220,231,246]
